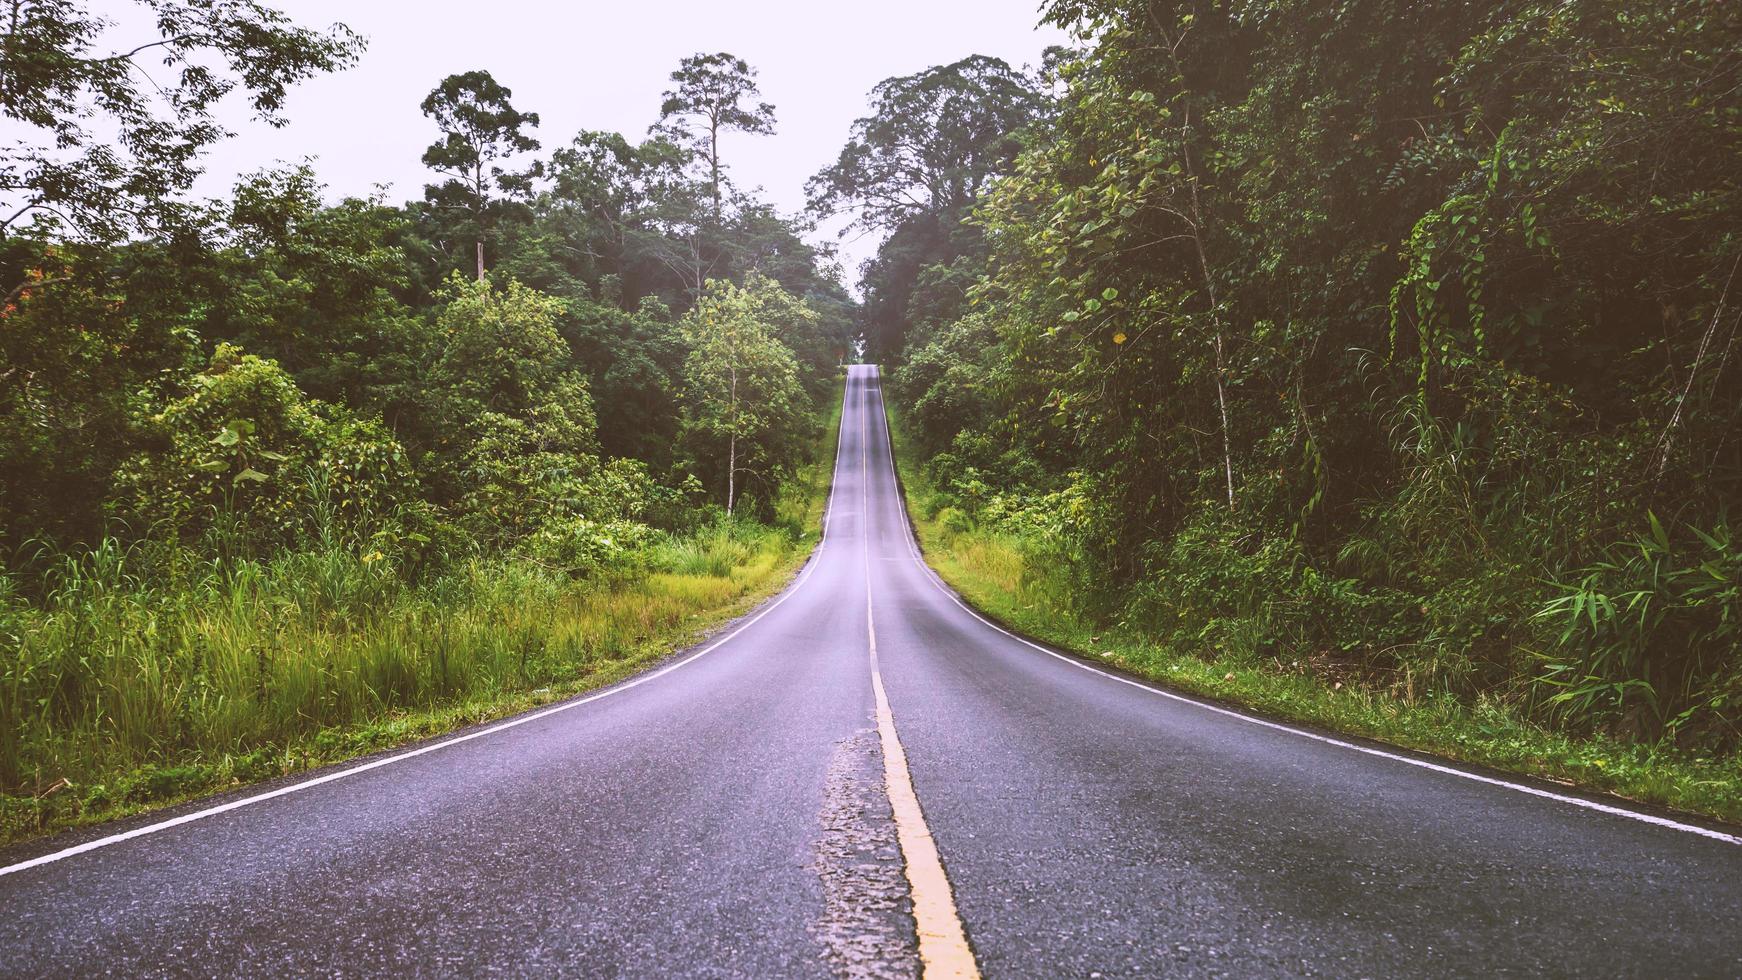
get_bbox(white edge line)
[866,366,1742,848]
[0,380,861,880]
[820,372,850,540]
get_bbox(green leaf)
[233,468,269,486]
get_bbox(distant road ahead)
[3,366,1739,976]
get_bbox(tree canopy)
[807,54,1048,233]
[0,41,846,561]
[680,275,811,516]
[654,52,777,221]
[0,0,362,259]
[421,70,542,279]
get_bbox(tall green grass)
[0,379,846,843]
[0,524,794,840]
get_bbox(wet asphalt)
[2,365,1740,977]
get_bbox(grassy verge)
[0,380,847,846]
[885,409,1742,826]
[776,377,846,538]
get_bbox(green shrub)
[1537,516,1742,745]
[114,344,416,555]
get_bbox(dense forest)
[859,1,1742,776]
[0,3,850,831]
[3,0,1741,833]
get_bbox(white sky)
[142,0,1068,288]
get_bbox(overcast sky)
[140,0,1067,286]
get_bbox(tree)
[808,55,1047,355]
[898,312,1002,455]
[806,55,1046,233]
[883,0,1742,741]
[528,131,690,294]
[0,236,203,548]
[410,274,593,515]
[680,276,810,514]
[421,70,541,280]
[711,203,855,389]
[653,53,776,221]
[0,0,361,281]
[561,295,687,467]
[207,165,424,415]
[633,161,719,303]
[428,274,572,421]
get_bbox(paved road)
[4,365,1740,977]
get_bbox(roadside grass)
[775,376,845,539]
[884,409,1742,826]
[0,379,846,846]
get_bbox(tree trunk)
[709,114,722,223]
[1149,10,1236,510]
[474,161,488,281]
[1184,178,1236,510]
[1211,327,1236,509]
[726,362,738,513]
[1653,254,1739,488]
[1179,105,1236,510]
[691,234,705,302]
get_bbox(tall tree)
[809,54,1047,355]
[537,131,688,290]
[421,70,541,280]
[653,53,776,221]
[680,276,809,514]
[0,0,361,284]
[209,165,423,413]
[807,55,1046,233]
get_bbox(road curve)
[3,365,1740,976]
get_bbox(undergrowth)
[0,381,844,845]
[886,409,1742,826]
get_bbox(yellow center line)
[860,370,980,979]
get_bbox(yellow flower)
[1112,332,1127,345]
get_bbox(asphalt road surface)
[3,365,1740,977]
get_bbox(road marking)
[860,370,980,979]
[862,366,1742,848]
[0,380,860,881]
[868,595,980,978]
